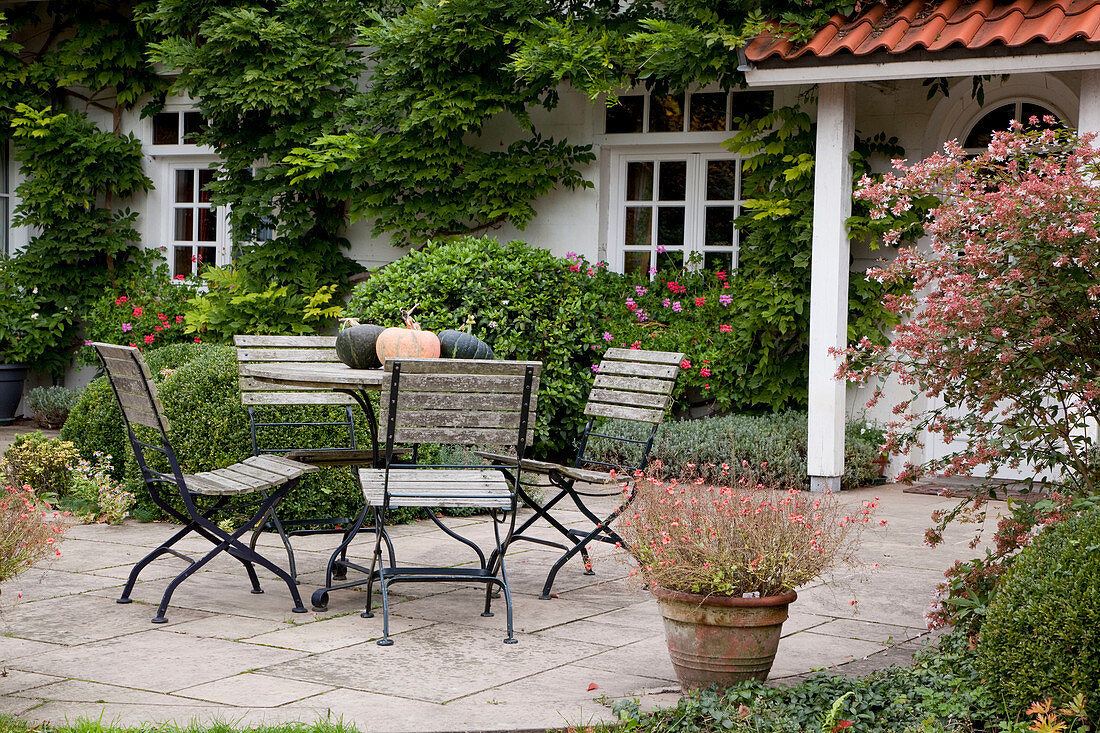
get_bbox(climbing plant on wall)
[0,3,166,374]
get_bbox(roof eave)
[742,40,1100,86]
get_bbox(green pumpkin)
[438,330,494,360]
[335,324,386,369]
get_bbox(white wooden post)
[807,83,855,493]
[1080,71,1100,450]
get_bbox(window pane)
[623,250,651,275]
[690,92,727,131]
[964,104,1014,149]
[626,162,654,201]
[658,161,686,201]
[198,246,216,267]
[198,169,214,203]
[153,113,179,145]
[706,160,738,201]
[175,170,195,203]
[0,197,7,258]
[649,94,684,132]
[183,112,205,143]
[730,91,773,126]
[657,207,685,248]
[606,96,645,134]
[624,207,652,248]
[174,246,193,275]
[656,249,683,272]
[705,206,736,248]
[174,209,194,241]
[1021,103,1059,128]
[704,251,733,272]
[197,208,217,242]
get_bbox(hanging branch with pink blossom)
[836,120,1100,495]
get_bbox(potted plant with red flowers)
[619,465,880,692]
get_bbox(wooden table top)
[239,362,385,390]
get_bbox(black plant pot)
[0,363,28,425]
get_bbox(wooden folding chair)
[478,348,684,598]
[358,357,540,645]
[92,343,319,623]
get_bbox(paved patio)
[0,481,993,732]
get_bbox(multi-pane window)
[0,143,9,257]
[171,167,220,276]
[606,90,773,134]
[153,111,206,146]
[616,153,742,276]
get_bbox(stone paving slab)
[0,484,1003,732]
[265,624,611,704]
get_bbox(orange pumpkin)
[375,311,441,363]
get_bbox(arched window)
[963,101,1061,150]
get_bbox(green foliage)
[585,412,884,490]
[81,259,198,361]
[344,236,622,456]
[977,508,1100,722]
[182,266,345,343]
[0,258,76,374]
[26,385,81,429]
[144,0,365,290]
[609,631,1001,733]
[2,104,153,374]
[283,0,596,244]
[2,431,80,501]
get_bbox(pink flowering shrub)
[839,121,1100,630]
[840,122,1099,491]
[619,463,879,597]
[0,483,67,587]
[81,263,198,363]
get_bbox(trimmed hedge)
[584,411,884,490]
[977,507,1100,721]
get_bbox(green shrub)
[585,412,884,489]
[977,508,1100,722]
[610,631,1000,733]
[2,431,80,500]
[26,385,80,429]
[345,236,625,457]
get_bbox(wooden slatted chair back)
[586,348,684,424]
[234,335,357,407]
[576,348,685,474]
[92,343,171,436]
[381,358,541,449]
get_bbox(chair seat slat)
[242,392,358,406]
[382,374,540,395]
[597,361,678,379]
[587,388,670,410]
[603,348,686,365]
[396,410,529,429]
[395,392,538,412]
[237,348,340,362]
[393,426,535,445]
[584,401,665,424]
[234,335,336,348]
[592,374,675,395]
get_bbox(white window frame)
[146,109,212,157]
[960,98,1065,154]
[607,145,742,276]
[161,159,230,277]
[0,141,9,258]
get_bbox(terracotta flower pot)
[653,586,797,692]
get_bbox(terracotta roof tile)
[745,0,1100,62]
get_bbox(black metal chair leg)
[118,522,197,603]
[376,575,395,646]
